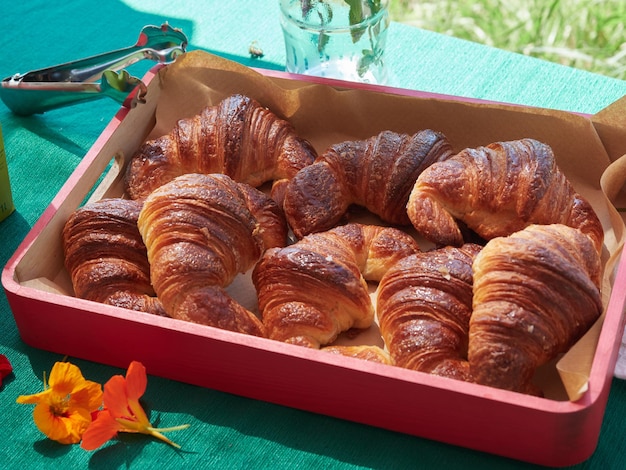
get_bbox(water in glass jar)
[280,1,390,85]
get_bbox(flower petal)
[48,362,87,396]
[103,375,130,418]
[57,408,93,445]
[70,380,103,412]
[125,361,147,400]
[33,402,91,444]
[81,410,121,450]
[128,398,152,428]
[16,389,51,405]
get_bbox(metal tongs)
[0,23,188,115]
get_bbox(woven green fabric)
[2,1,626,469]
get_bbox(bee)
[249,40,264,59]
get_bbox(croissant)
[62,198,166,316]
[376,244,483,381]
[322,345,393,365]
[137,173,288,336]
[406,138,604,252]
[252,223,421,348]
[283,129,454,238]
[469,224,603,394]
[125,94,317,200]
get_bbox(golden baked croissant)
[62,198,166,316]
[322,345,392,365]
[252,223,421,348]
[376,244,483,381]
[469,224,603,394]
[137,173,288,336]
[407,138,604,252]
[125,94,317,200]
[283,129,454,238]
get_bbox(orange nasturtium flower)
[81,361,189,450]
[16,361,103,444]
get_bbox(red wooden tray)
[4,56,626,467]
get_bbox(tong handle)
[0,23,187,115]
[16,24,187,84]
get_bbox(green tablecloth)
[2,1,626,468]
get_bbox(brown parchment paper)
[595,97,626,381]
[142,50,626,401]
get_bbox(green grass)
[389,0,626,80]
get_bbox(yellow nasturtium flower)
[16,361,103,444]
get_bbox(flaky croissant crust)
[377,244,482,381]
[62,198,166,316]
[407,138,604,252]
[322,345,393,365]
[469,223,603,393]
[125,94,317,200]
[283,129,454,238]
[137,173,287,336]
[253,223,421,348]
